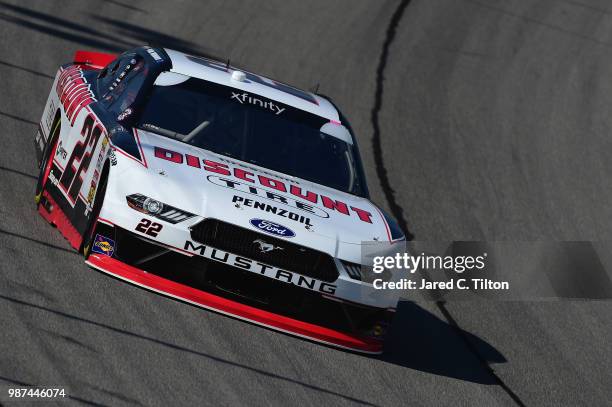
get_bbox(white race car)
[34,46,405,353]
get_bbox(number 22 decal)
[135,218,163,237]
[59,114,103,203]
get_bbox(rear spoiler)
[73,50,117,70]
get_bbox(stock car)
[34,46,406,353]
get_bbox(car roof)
[163,48,340,121]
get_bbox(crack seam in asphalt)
[370,1,526,405]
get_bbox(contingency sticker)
[92,234,115,257]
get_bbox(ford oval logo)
[249,218,295,238]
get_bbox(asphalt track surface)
[0,0,611,405]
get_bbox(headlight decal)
[126,193,196,224]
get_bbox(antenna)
[225,58,230,71]
[311,83,320,94]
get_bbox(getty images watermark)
[371,251,509,291]
[359,241,612,301]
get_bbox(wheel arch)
[81,158,112,255]
[95,159,112,214]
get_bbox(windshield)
[136,76,367,196]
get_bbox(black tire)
[34,117,61,206]
[81,168,109,259]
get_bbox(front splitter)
[86,253,384,354]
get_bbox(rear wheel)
[34,118,61,205]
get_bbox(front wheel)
[34,119,61,205]
[81,169,108,259]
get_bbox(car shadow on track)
[0,2,205,55]
[379,301,506,384]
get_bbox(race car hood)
[122,130,393,247]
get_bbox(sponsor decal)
[44,99,57,134]
[231,91,285,115]
[109,149,117,166]
[214,177,327,218]
[92,234,115,257]
[55,66,95,125]
[95,137,109,174]
[186,55,319,105]
[86,180,96,203]
[232,195,313,225]
[117,107,133,122]
[184,240,336,294]
[85,179,96,216]
[86,168,100,213]
[250,218,295,238]
[47,170,60,186]
[153,146,374,223]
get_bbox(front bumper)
[86,224,394,353]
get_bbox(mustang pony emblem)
[253,239,284,253]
